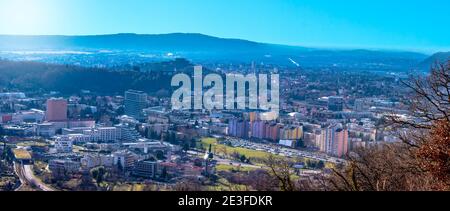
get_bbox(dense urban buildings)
[0,16,446,193]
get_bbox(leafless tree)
[174,178,204,191]
[328,60,450,191]
[263,154,299,191]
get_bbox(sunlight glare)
[0,0,50,34]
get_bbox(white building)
[81,154,114,169]
[98,127,121,142]
[37,123,57,137]
[54,136,73,153]
[49,159,80,174]
[0,92,26,100]
[12,109,45,124]
[113,150,138,170]
[64,126,121,142]
[117,124,141,142]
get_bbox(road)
[13,162,28,191]
[22,164,55,191]
[14,162,55,191]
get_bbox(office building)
[328,96,344,112]
[133,160,159,178]
[46,98,68,122]
[54,136,74,153]
[321,124,349,157]
[124,90,148,120]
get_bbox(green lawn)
[206,177,250,191]
[113,183,133,191]
[17,141,48,147]
[200,138,218,146]
[200,138,277,163]
[12,149,31,160]
[216,164,257,172]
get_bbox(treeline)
[0,59,194,95]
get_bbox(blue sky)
[0,0,448,53]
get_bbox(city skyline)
[0,0,449,53]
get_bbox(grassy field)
[112,183,153,191]
[17,141,48,147]
[200,138,279,162]
[132,184,145,191]
[73,145,87,153]
[112,183,133,191]
[200,138,335,169]
[216,164,258,172]
[12,149,31,160]
[206,177,250,191]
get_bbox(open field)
[206,177,250,191]
[12,149,32,160]
[112,183,167,191]
[200,138,282,163]
[215,164,258,172]
[17,141,48,147]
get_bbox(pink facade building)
[321,124,349,157]
[46,98,68,122]
[334,128,349,157]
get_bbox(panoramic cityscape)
[0,0,449,197]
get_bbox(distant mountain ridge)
[0,33,429,70]
[417,52,450,72]
[0,33,270,52]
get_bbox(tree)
[327,61,450,191]
[306,160,317,169]
[116,106,125,116]
[163,131,170,142]
[240,155,247,163]
[190,139,197,149]
[144,127,150,138]
[170,132,177,145]
[231,152,241,161]
[325,144,433,191]
[80,107,93,118]
[160,167,168,180]
[155,150,165,160]
[182,142,190,153]
[246,169,279,191]
[92,167,106,184]
[215,145,228,157]
[80,169,96,191]
[317,161,325,169]
[149,130,157,139]
[0,160,7,173]
[1,136,6,160]
[97,167,106,183]
[117,160,123,172]
[416,119,450,189]
[2,181,15,191]
[174,179,203,191]
[91,169,98,182]
[390,61,450,190]
[263,154,298,191]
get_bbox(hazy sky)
[0,0,449,52]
